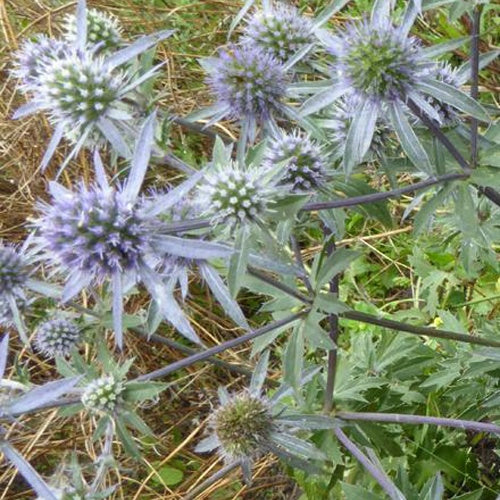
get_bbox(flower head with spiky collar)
[205,44,288,124]
[12,0,173,173]
[197,161,284,229]
[63,8,123,53]
[263,130,328,192]
[195,352,331,483]
[242,4,315,62]
[35,318,83,358]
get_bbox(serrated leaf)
[315,248,360,289]
[283,325,304,390]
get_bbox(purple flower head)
[242,4,315,62]
[205,45,288,122]
[35,317,82,358]
[63,8,123,53]
[0,244,29,297]
[35,181,155,279]
[12,35,72,94]
[264,130,327,192]
[331,17,428,105]
[197,161,284,228]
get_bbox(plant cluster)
[1,0,499,498]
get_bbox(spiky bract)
[213,392,274,460]
[242,4,315,62]
[264,130,327,192]
[63,8,123,53]
[206,45,287,121]
[81,375,124,414]
[35,318,82,358]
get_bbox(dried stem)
[337,411,500,435]
[334,428,403,500]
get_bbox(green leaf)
[341,483,381,500]
[116,417,141,459]
[414,184,456,235]
[283,324,304,390]
[313,294,351,315]
[155,466,184,487]
[122,381,165,403]
[417,79,490,122]
[315,248,360,289]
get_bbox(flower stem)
[303,172,468,211]
[336,411,500,434]
[470,5,482,169]
[334,428,404,500]
[137,311,306,382]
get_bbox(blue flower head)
[205,44,288,123]
[242,4,315,62]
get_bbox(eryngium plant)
[241,4,315,62]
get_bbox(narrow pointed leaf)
[0,334,9,379]
[7,295,28,344]
[153,235,233,260]
[93,150,109,190]
[389,102,432,173]
[199,263,249,329]
[228,0,255,36]
[417,79,490,122]
[343,101,378,176]
[249,350,269,397]
[0,442,58,500]
[119,62,166,96]
[40,124,64,172]
[75,0,87,52]
[299,86,348,117]
[124,111,156,202]
[194,434,220,453]
[9,376,82,414]
[112,273,124,350]
[62,271,93,302]
[314,0,351,28]
[270,432,327,460]
[275,414,342,430]
[96,118,131,157]
[26,279,62,299]
[12,101,44,120]
[422,36,469,58]
[228,225,250,297]
[106,30,174,70]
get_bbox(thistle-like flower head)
[205,45,287,122]
[197,161,282,227]
[213,391,274,460]
[0,244,29,297]
[35,318,82,358]
[81,375,125,414]
[332,17,427,105]
[264,130,327,192]
[63,8,123,53]
[12,36,72,94]
[36,50,125,137]
[242,4,315,62]
[35,181,154,278]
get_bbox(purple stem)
[337,411,500,435]
[334,428,403,500]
